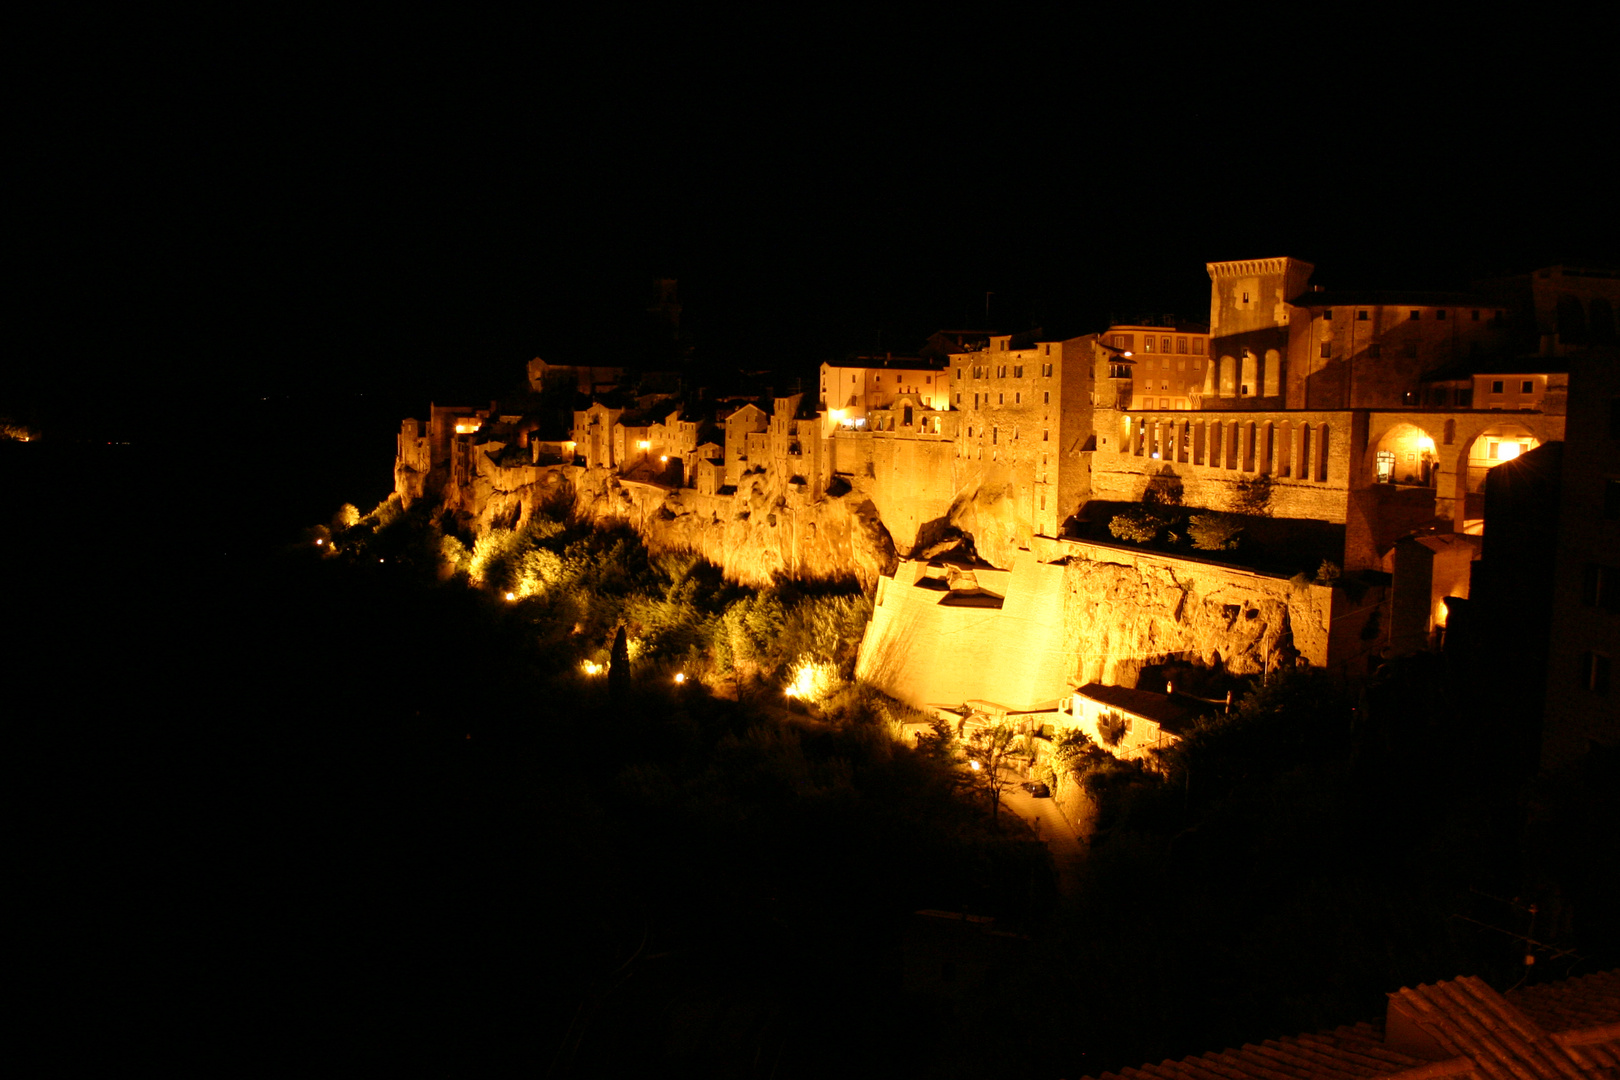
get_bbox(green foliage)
[1109,508,1163,544]
[1186,512,1243,551]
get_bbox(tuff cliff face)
[1058,547,1332,690]
[416,459,897,589]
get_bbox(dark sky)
[12,12,1618,429]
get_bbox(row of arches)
[1123,415,1331,481]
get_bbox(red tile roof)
[1085,972,1619,1080]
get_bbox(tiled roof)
[1085,972,1620,1080]
[1507,971,1620,1034]
[1094,1022,1431,1080]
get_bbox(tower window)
[1358,310,1368,320]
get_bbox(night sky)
[12,15,1619,427]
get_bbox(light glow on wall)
[637,440,651,450]
[1495,441,1521,461]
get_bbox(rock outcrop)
[1059,546,1332,689]
[423,459,897,589]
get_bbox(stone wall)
[856,553,1072,710]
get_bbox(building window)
[1320,342,1332,358]
[1193,338,1204,354]
[1410,310,1421,320]
[957,368,963,379]
[1324,309,1333,320]
[1368,344,1382,358]
[1404,342,1419,359]
[1043,363,1053,376]
[1160,397,1171,409]
[1242,291,1249,304]
[1582,565,1620,614]
[1521,380,1535,394]
[1177,360,1185,371]
[1162,337,1171,352]
[1492,380,1505,394]
[1580,652,1612,694]
[1177,337,1187,353]
[1471,310,1481,321]
[1358,310,1368,320]
[998,393,1004,404]
[1015,393,1021,404]
[992,427,998,444]
[1043,430,1049,441]
[1144,337,1155,352]
[1014,365,1023,378]
[1044,344,1050,355]
[1043,391,1050,404]
[956,392,961,404]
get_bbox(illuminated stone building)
[818,356,949,428]
[947,331,1096,540]
[719,402,769,487]
[1101,321,1212,411]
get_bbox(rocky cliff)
[417,458,897,589]
[1058,544,1332,689]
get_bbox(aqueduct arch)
[1362,412,1562,535]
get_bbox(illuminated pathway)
[997,768,1089,897]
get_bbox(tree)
[1187,512,1243,551]
[1109,508,1163,544]
[608,625,631,701]
[964,720,1022,826]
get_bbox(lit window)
[1144,338,1155,352]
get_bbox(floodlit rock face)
[858,539,1338,711]
[426,459,896,589]
[1058,544,1332,689]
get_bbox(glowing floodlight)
[637,440,651,450]
[504,592,515,601]
[1496,441,1522,461]
[660,455,668,462]
[969,759,982,771]
[581,660,603,676]
[674,672,686,684]
[315,538,324,546]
